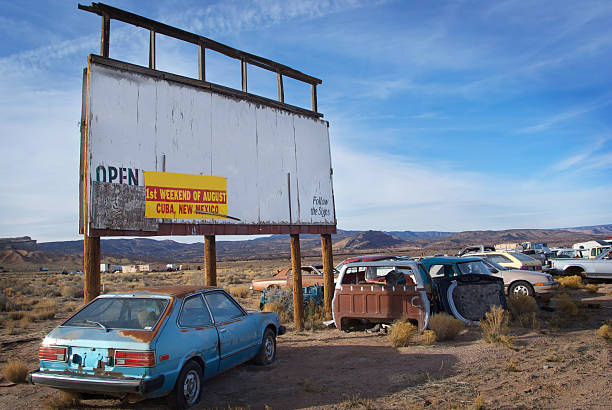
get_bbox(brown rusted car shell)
[251,265,334,291]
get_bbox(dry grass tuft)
[505,358,521,372]
[2,360,29,383]
[390,320,418,347]
[420,330,436,345]
[557,275,584,289]
[479,306,512,347]
[263,302,291,324]
[429,313,464,341]
[304,300,325,331]
[227,284,251,299]
[61,286,83,299]
[471,394,486,410]
[43,391,81,410]
[342,393,374,409]
[507,294,539,328]
[5,319,16,335]
[584,284,599,293]
[597,324,612,342]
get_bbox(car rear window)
[511,252,538,262]
[63,297,169,330]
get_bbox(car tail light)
[535,266,542,271]
[39,346,67,362]
[115,351,156,367]
[520,266,528,270]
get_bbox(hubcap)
[513,285,529,295]
[264,336,274,361]
[183,370,200,405]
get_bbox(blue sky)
[1,0,611,243]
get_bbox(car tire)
[254,328,276,366]
[509,281,534,297]
[169,360,203,409]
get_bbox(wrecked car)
[28,285,285,409]
[479,258,558,300]
[250,265,333,292]
[332,261,432,331]
[421,257,507,324]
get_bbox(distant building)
[0,236,37,251]
[121,265,138,273]
[138,264,150,272]
[573,240,611,258]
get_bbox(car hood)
[502,269,552,282]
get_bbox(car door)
[204,291,259,371]
[173,294,220,378]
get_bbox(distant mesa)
[0,236,38,251]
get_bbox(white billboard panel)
[83,57,335,236]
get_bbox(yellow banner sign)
[144,171,227,219]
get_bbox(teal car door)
[204,292,259,371]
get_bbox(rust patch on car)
[118,298,175,342]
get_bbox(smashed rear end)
[29,294,174,398]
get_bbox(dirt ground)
[0,260,611,409]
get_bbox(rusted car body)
[28,286,284,408]
[332,261,431,331]
[251,265,331,291]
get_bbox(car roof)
[422,256,483,265]
[343,260,419,268]
[342,254,396,263]
[113,285,220,299]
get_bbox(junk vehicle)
[28,286,285,409]
[549,248,612,279]
[459,249,542,271]
[420,257,507,324]
[572,240,611,259]
[332,258,507,331]
[250,265,333,292]
[478,258,558,300]
[259,285,324,310]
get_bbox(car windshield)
[63,297,169,330]
[596,249,612,260]
[456,261,492,275]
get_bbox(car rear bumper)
[534,282,559,294]
[28,370,164,395]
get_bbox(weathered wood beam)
[321,234,334,320]
[205,235,216,286]
[291,234,304,331]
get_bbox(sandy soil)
[0,267,611,409]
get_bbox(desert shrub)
[471,394,485,410]
[507,294,539,328]
[2,360,29,383]
[31,299,56,320]
[43,391,81,410]
[342,393,373,409]
[5,319,15,335]
[304,300,325,331]
[557,275,587,290]
[263,302,291,324]
[421,330,436,345]
[429,313,464,341]
[597,324,612,342]
[19,315,32,327]
[8,311,24,320]
[61,286,83,299]
[227,284,250,299]
[390,320,418,347]
[584,284,599,293]
[479,306,512,347]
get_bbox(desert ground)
[0,258,611,409]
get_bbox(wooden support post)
[291,234,304,331]
[277,72,284,103]
[198,44,205,81]
[84,235,101,303]
[320,234,334,320]
[149,30,156,69]
[311,83,317,113]
[241,59,247,92]
[100,15,110,57]
[204,235,216,286]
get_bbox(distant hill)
[3,224,609,270]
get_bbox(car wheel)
[169,360,203,409]
[254,328,276,366]
[509,281,534,297]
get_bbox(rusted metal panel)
[90,182,158,231]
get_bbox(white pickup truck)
[548,248,612,279]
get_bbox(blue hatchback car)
[28,285,285,408]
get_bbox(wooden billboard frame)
[78,3,336,330]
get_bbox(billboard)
[81,55,336,236]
